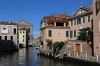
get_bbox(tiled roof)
[18,28,26,30]
[68,6,93,20]
[81,6,92,11]
[42,13,70,24]
[0,21,16,25]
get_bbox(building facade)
[18,28,27,47]
[40,13,70,51]
[17,20,33,46]
[93,0,100,54]
[67,5,93,54]
[0,21,18,50]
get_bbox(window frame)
[48,30,52,37]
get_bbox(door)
[75,44,80,55]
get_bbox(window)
[28,28,30,33]
[74,19,76,25]
[80,9,82,13]
[58,33,60,37]
[5,36,7,40]
[48,30,52,37]
[74,30,76,37]
[10,36,13,40]
[23,35,24,38]
[23,31,24,34]
[56,23,63,26]
[71,20,73,26]
[20,31,22,33]
[3,28,6,30]
[14,28,16,34]
[28,40,30,43]
[77,18,81,24]
[83,16,85,23]
[66,31,69,37]
[0,36,2,40]
[77,19,78,25]
[88,15,90,22]
[99,20,100,32]
[28,37,30,40]
[23,39,24,42]
[96,0,100,10]
[70,31,73,38]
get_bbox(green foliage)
[53,41,64,49]
[77,27,93,42]
[46,39,52,47]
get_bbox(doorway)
[75,44,80,55]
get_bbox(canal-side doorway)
[75,44,80,55]
[74,41,82,55]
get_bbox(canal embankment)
[39,51,100,66]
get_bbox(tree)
[77,27,93,42]
[46,39,52,47]
[77,27,94,56]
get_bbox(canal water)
[0,47,85,66]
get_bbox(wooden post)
[77,52,78,58]
[96,54,99,61]
[69,51,70,57]
[85,52,87,59]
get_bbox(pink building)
[40,13,70,51]
[93,0,100,54]
[67,4,93,54]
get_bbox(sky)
[0,0,92,37]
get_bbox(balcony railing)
[1,30,8,34]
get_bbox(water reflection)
[0,47,85,66]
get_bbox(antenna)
[70,0,74,15]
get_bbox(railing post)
[77,52,78,58]
[69,51,70,57]
[85,52,87,59]
[96,54,99,61]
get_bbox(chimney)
[80,2,82,7]
[65,12,68,15]
[16,20,18,23]
[9,21,10,24]
[91,5,92,10]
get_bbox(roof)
[0,21,17,25]
[17,20,33,26]
[18,28,26,30]
[74,6,92,16]
[68,6,93,20]
[42,13,70,24]
[80,6,92,11]
[68,11,93,20]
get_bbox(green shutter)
[66,31,69,37]
[48,30,52,37]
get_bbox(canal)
[0,47,85,66]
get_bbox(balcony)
[1,29,8,34]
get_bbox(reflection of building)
[40,13,70,50]
[93,0,100,54]
[17,20,33,46]
[18,28,27,47]
[0,21,18,50]
[67,4,93,54]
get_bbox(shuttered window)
[48,30,52,37]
